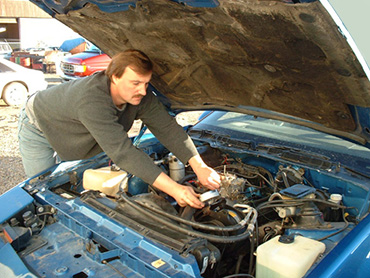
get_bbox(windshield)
[85,43,102,53]
[192,111,370,160]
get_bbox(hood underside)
[33,0,370,143]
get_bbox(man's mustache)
[133,94,144,98]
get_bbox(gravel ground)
[0,101,25,194]
[0,74,202,195]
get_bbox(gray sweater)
[33,71,198,184]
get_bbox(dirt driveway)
[0,101,24,194]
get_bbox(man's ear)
[112,75,118,84]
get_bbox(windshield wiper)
[189,129,253,150]
[257,144,332,170]
[215,136,253,150]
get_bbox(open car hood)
[31,0,370,147]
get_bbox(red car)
[60,48,111,82]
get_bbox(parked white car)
[0,41,12,58]
[0,58,48,106]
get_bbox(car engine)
[1,144,358,278]
[76,144,351,277]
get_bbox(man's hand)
[189,155,221,190]
[171,185,204,209]
[152,172,204,209]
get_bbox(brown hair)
[105,49,153,81]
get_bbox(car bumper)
[60,72,83,82]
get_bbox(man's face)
[112,66,152,106]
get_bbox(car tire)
[2,82,28,106]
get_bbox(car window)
[85,43,102,53]
[0,43,11,53]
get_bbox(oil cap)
[278,234,295,244]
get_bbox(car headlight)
[74,64,86,73]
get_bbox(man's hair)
[105,49,153,81]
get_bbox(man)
[18,49,221,208]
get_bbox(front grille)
[62,63,75,74]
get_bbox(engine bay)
[0,141,367,277]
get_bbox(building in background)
[0,0,80,50]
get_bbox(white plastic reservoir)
[83,166,128,197]
[256,235,325,278]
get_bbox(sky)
[326,0,370,67]
[20,18,80,49]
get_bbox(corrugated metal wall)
[0,0,50,18]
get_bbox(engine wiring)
[118,192,255,244]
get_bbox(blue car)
[1,0,370,277]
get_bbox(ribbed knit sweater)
[33,71,198,184]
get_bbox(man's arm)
[139,92,221,206]
[152,154,221,209]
